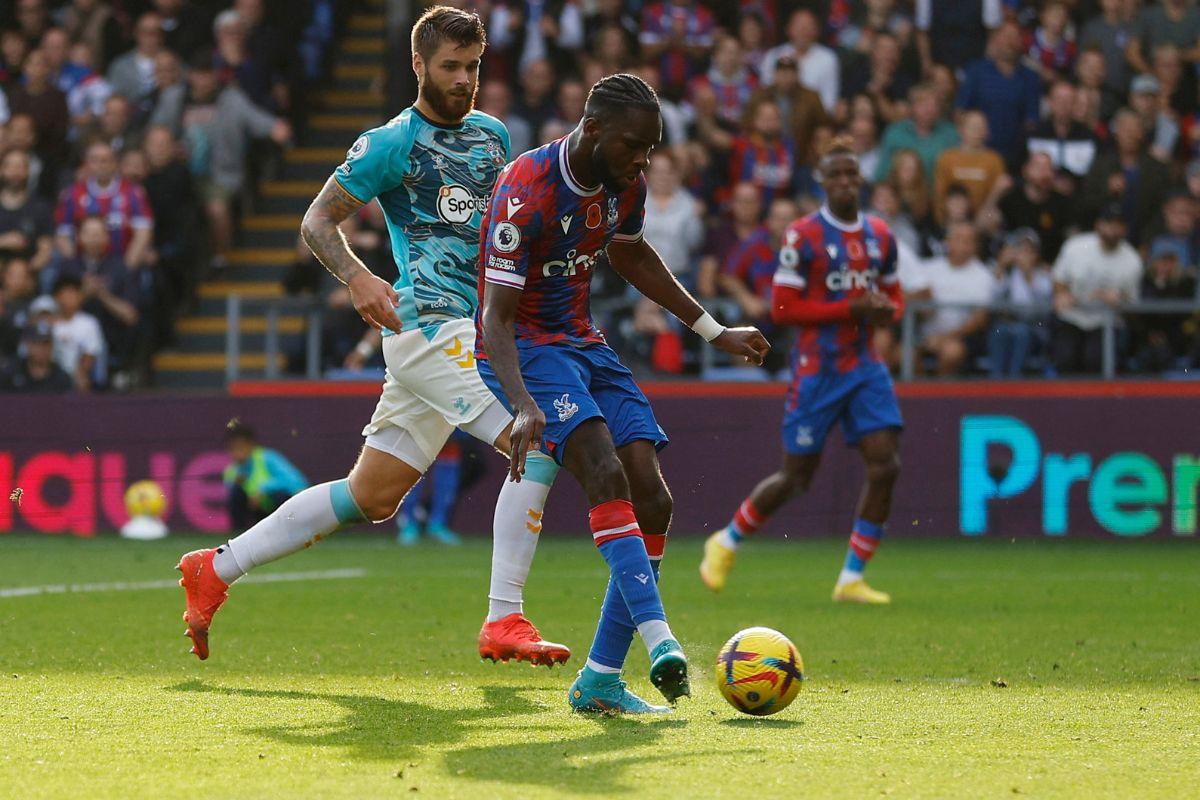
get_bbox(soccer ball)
[715,626,804,716]
[124,480,166,519]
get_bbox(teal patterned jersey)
[334,106,510,338]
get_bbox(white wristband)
[690,311,725,343]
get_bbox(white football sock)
[212,479,366,584]
[837,568,864,586]
[638,619,674,653]
[486,452,558,622]
[716,527,740,551]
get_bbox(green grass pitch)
[1,533,1198,798]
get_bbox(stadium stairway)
[153,0,387,390]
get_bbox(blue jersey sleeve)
[333,118,411,204]
[482,160,544,290]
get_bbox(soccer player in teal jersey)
[177,6,567,666]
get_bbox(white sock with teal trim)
[486,453,558,622]
[212,479,367,584]
[638,619,674,653]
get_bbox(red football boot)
[177,548,229,660]
[478,614,570,667]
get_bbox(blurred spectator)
[885,148,931,228]
[214,4,289,114]
[843,32,913,125]
[759,9,839,112]
[639,0,717,100]
[915,0,1003,75]
[643,150,704,283]
[1074,48,1119,123]
[912,222,995,375]
[1080,0,1135,98]
[1024,0,1075,84]
[919,182,975,258]
[54,212,138,357]
[728,97,796,208]
[690,34,757,129]
[1127,74,1179,164]
[745,54,828,168]
[957,22,1041,169]
[0,320,73,392]
[1150,44,1193,117]
[60,0,126,72]
[151,52,289,269]
[987,152,1071,264]
[1027,81,1098,178]
[1130,239,1195,372]
[719,196,797,339]
[1,258,37,327]
[934,110,1005,221]
[1051,203,1142,374]
[8,49,70,169]
[60,40,113,135]
[1144,191,1199,266]
[1126,0,1200,82]
[142,124,198,319]
[875,83,957,183]
[49,274,104,391]
[513,57,556,122]
[0,284,19,358]
[867,181,920,254]
[14,0,51,46]
[153,0,211,62]
[488,0,585,78]
[988,228,1053,378]
[0,149,54,274]
[590,22,634,76]
[55,141,154,269]
[1082,107,1171,245]
[697,180,762,298]
[79,93,135,155]
[478,81,531,158]
[107,12,165,111]
[222,420,308,531]
[848,114,880,185]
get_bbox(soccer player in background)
[177,6,568,666]
[222,421,308,531]
[700,136,904,604]
[478,73,770,713]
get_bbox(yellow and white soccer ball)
[716,626,804,716]
[124,480,166,520]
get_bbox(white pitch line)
[0,568,368,599]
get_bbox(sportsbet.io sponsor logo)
[437,184,489,224]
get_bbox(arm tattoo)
[301,177,368,285]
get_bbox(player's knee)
[354,485,404,523]
[780,465,815,494]
[867,453,901,487]
[635,481,673,534]
[583,455,629,501]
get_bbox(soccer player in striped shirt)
[701,136,905,604]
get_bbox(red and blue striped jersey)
[55,178,153,258]
[728,135,796,207]
[771,207,902,382]
[478,136,646,352]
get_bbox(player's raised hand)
[713,326,771,366]
[348,272,402,333]
[508,400,546,481]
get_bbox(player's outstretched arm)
[608,238,769,366]
[481,283,544,481]
[301,176,401,333]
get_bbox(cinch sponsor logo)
[825,268,878,292]
[0,451,229,535]
[542,249,595,278]
[960,415,1199,536]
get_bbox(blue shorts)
[477,342,668,465]
[782,362,903,455]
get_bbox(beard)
[421,77,477,123]
[589,144,627,193]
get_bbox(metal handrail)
[224,294,323,383]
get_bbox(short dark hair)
[224,418,256,443]
[411,5,486,61]
[51,274,82,294]
[585,73,659,123]
[818,134,856,162]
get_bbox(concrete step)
[260,180,325,200]
[177,315,306,335]
[240,227,298,249]
[227,247,295,268]
[341,37,384,55]
[319,89,383,109]
[286,147,349,165]
[333,63,382,82]
[243,214,303,232]
[153,351,287,372]
[309,113,382,132]
[198,281,284,299]
[347,14,384,32]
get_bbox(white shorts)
[362,318,510,472]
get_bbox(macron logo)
[635,573,649,585]
[560,214,572,234]
[507,197,524,218]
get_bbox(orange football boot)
[478,614,570,667]
[177,548,229,660]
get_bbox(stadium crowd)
[7,0,1200,390]
[0,0,341,391]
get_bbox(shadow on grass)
[718,716,804,729]
[169,680,705,794]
